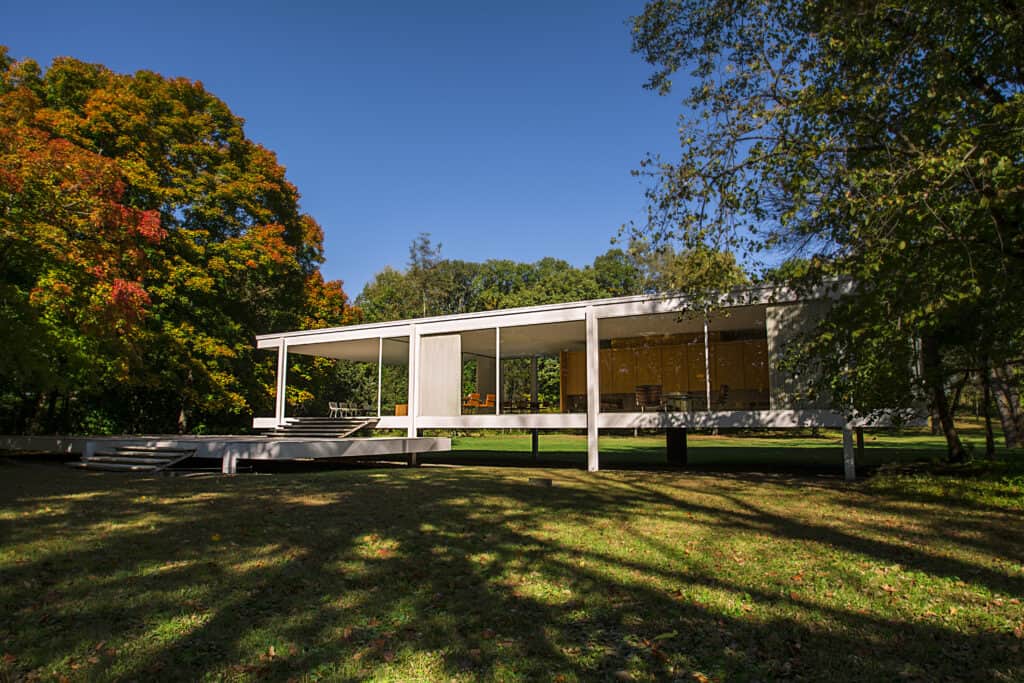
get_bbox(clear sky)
[5,0,684,296]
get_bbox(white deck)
[0,434,451,473]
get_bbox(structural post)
[376,336,383,418]
[855,427,865,460]
[585,307,600,472]
[667,428,688,466]
[407,325,419,438]
[842,425,856,482]
[530,356,539,409]
[495,327,501,415]
[275,339,288,426]
[703,316,712,411]
[530,355,539,461]
[221,452,238,475]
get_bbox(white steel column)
[495,327,501,415]
[275,338,288,426]
[585,307,600,472]
[376,336,383,418]
[703,316,712,410]
[530,356,538,407]
[842,425,856,481]
[407,326,419,437]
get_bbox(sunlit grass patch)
[1,436,1022,681]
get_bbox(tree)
[631,1,1024,459]
[0,86,164,431]
[0,48,356,433]
[589,248,646,297]
[629,241,749,294]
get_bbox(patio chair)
[328,401,342,418]
[634,384,664,412]
[463,393,482,413]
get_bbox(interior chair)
[715,384,731,409]
[635,384,664,412]
[463,392,482,413]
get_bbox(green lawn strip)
[1,445,1022,681]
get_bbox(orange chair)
[463,392,482,413]
[480,393,496,411]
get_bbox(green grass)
[1,430,1022,681]
[444,424,992,471]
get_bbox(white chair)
[328,401,342,418]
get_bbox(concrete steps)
[262,417,379,439]
[68,446,198,473]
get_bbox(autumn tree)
[631,0,1024,459]
[0,48,356,433]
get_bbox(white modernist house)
[255,285,866,477]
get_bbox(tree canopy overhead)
[0,48,358,434]
[631,0,1024,457]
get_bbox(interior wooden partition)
[559,331,770,412]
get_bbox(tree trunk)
[950,373,967,418]
[921,335,967,462]
[981,361,995,458]
[59,392,71,435]
[45,390,59,434]
[990,364,1023,449]
[15,392,35,435]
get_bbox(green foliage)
[631,1,1024,457]
[0,48,357,434]
[357,236,661,323]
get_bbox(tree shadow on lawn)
[1,460,1021,681]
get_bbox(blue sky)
[6,0,684,295]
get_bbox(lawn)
[444,427,964,472]
[1,430,1022,681]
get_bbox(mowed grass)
[444,427,963,471]
[1,430,1023,682]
